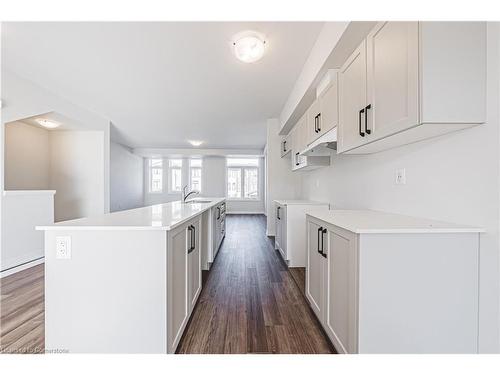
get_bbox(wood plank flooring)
[177,214,334,354]
[0,214,333,354]
[0,264,45,353]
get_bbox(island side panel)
[44,229,167,353]
[357,232,479,353]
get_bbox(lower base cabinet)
[167,216,202,353]
[306,215,480,353]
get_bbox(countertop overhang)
[36,197,225,232]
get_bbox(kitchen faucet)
[182,185,200,203]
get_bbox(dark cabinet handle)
[317,113,321,132]
[277,206,280,220]
[317,227,322,254]
[217,207,221,220]
[188,225,196,253]
[295,152,299,166]
[320,228,327,258]
[314,115,318,133]
[359,108,365,137]
[364,104,371,135]
[283,140,287,152]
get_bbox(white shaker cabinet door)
[188,219,202,313]
[338,40,367,153]
[167,224,188,353]
[366,21,419,141]
[306,221,325,320]
[324,227,358,354]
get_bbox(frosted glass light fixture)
[232,31,266,63]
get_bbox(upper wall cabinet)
[307,71,339,145]
[338,21,486,154]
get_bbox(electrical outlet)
[56,236,71,259]
[395,168,406,185]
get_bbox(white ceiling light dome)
[35,118,61,129]
[232,31,267,63]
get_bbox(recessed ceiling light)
[232,31,266,63]
[36,118,61,129]
[189,140,204,147]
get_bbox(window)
[149,158,163,193]
[168,159,183,192]
[189,159,202,192]
[226,158,260,200]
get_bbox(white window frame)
[148,158,163,194]
[189,159,203,193]
[226,158,260,201]
[168,159,183,193]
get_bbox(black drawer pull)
[359,108,365,137]
[365,104,371,135]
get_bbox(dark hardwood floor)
[177,214,334,354]
[0,214,333,354]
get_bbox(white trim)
[226,211,265,215]
[3,190,56,196]
[1,258,44,278]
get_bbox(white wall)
[50,131,105,222]
[1,71,111,262]
[4,121,50,190]
[296,24,500,352]
[265,119,302,236]
[110,142,144,212]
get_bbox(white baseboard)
[226,211,265,215]
[0,257,44,278]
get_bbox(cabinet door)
[366,21,419,141]
[319,79,338,136]
[188,219,202,312]
[275,205,282,249]
[307,99,321,144]
[305,221,325,320]
[324,227,358,354]
[338,40,367,153]
[167,224,188,352]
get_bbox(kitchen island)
[36,198,225,353]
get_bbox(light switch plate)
[395,168,406,185]
[56,236,71,259]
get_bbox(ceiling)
[1,22,324,149]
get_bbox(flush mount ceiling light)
[232,31,267,63]
[36,118,61,129]
[188,140,204,147]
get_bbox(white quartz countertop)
[274,199,329,206]
[306,209,485,234]
[36,197,225,231]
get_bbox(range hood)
[299,127,337,157]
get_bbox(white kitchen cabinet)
[274,200,329,267]
[212,200,226,260]
[338,21,486,154]
[187,219,202,313]
[167,215,202,353]
[306,210,483,353]
[291,114,330,172]
[308,72,339,145]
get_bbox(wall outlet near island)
[56,236,72,259]
[395,168,406,185]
